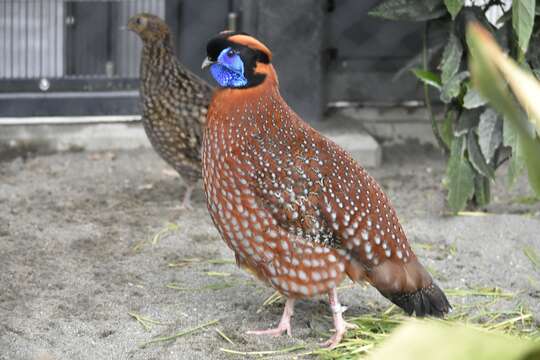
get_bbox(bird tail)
[364,258,451,317]
[382,281,451,317]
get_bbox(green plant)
[370,0,540,212]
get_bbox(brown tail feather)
[383,282,451,317]
[365,258,451,317]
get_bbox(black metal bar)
[24,0,28,78]
[127,0,134,78]
[10,0,14,78]
[0,78,140,93]
[1,0,5,78]
[40,0,43,77]
[54,0,58,77]
[108,2,112,75]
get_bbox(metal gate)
[0,0,427,119]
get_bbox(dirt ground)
[1,143,539,360]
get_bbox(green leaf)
[411,68,442,89]
[463,87,488,109]
[439,109,456,148]
[455,108,481,136]
[393,43,446,81]
[444,0,464,19]
[534,69,540,79]
[512,0,536,55]
[467,129,495,179]
[537,4,540,14]
[477,108,503,163]
[369,0,446,21]
[446,135,475,212]
[496,10,513,26]
[441,71,469,103]
[503,116,526,187]
[440,34,464,85]
[473,173,491,207]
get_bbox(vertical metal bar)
[17,0,21,78]
[21,1,28,78]
[1,1,3,78]
[106,1,112,77]
[44,0,49,77]
[25,0,28,78]
[54,0,58,77]
[28,0,33,78]
[1,0,5,78]
[30,0,34,77]
[48,0,51,77]
[127,0,134,77]
[11,0,15,78]
[31,0,35,77]
[40,0,44,77]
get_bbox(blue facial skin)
[209,47,248,88]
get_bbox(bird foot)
[174,201,193,211]
[320,321,356,348]
[246,298,295,338]
[320,288,356,348]
[246,321,291,337]
[343,321,358,330]
[320,330,345,349]
[176,184,195,210]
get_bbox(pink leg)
[179,183,195,210]
[246,298,295,337]
[321,288,357,348]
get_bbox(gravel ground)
[1,144,539,360]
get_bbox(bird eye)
[227,50,235,57]
[135,17,142,25]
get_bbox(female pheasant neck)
[140,39,177,90]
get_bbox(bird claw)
[176,202,193,211]
[344,321,358,330]
[247,298,294,338]
[177,184,195,210]
[319,322,355,349]
[320,330,346,349]
[246,322,291,337]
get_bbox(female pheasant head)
[202,32,276,89]
[127,13,170,44]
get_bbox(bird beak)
[126,18,136,32]
[201,57,214,70]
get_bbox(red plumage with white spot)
[202,33,450,347]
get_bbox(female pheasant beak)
[201,57,215,70]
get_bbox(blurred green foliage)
[369,320,540,360]
[468,22,540,196]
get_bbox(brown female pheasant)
[128,13,213,208]
[201,32,451,347]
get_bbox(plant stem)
[423,21,448,153]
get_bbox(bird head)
[127,13,170,44]
[202,32,275,89]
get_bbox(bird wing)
[244,113,415,274]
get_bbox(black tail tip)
[385,283,452,317]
